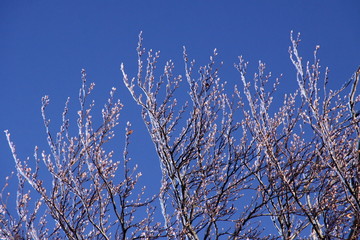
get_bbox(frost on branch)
[2,32,360,239]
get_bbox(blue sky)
[1,0,359,233]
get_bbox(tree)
[1,32,359,239]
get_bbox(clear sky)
[1,0,359,234]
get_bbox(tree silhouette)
[1,32,359,239]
